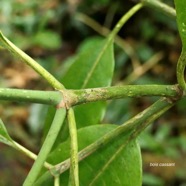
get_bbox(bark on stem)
[67,84,182,106]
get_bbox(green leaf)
[62,37,114,128]
[0,119,14,146]
[36,124,142,186]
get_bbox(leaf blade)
[36,124,142,186]
[62,37,114,127]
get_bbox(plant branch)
[141,0,176,18]
[0,31,65,90]
[109,3,143,40]
[67,84,182,106]
[67,108,79,186]
[51,97,177,175]
[23,108,66,186]
[0,88,62,105]
[0,85,183,107]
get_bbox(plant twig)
[54,176,60,186]
[67,84,182,106]
[13,141,53,169]
[67,108,79,186]
[23,108,66,186]
[109,3,143,40]
[141,0,176,17]
[0,31,65,90]
[0,85,183,107]
[0,88,62,105]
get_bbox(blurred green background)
[0,0,186,185]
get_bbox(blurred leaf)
[33,30,61,49]
[139,130,163,152]
[56,56,77,80]
[143,173,164,186]
[0,119,14,146]
[62,37,114,128]
[136,43,154,62]
[140,19,157,40]
[37,124,142,186]
[104,98,132,124]
[155,124,171,141]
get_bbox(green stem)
[23,108,66,186]
[76,12,139,66]
[51,97,176,175]
[0,85,182,107]
[67,108,79,186]
[141,0,176,17]
[0,88,62,105]
[54,176,60,186]
[13,141,53,169]
[0,119,52,169]
[68,84,182,105]
[0,31,64,90]
[109,3,143,40]
[177,50,186,90]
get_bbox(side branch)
[23,108,66,186]
[0,85,183,106]
[0,88,62,105]
[67,84,182,106]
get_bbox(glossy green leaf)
[0,119,14,146]
[36,124,142,186]
[62,37,114,128]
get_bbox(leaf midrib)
[81,38,113,88]
[89,140,135,186]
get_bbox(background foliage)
[0,0,186,185]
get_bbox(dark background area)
[0,0,186,185]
